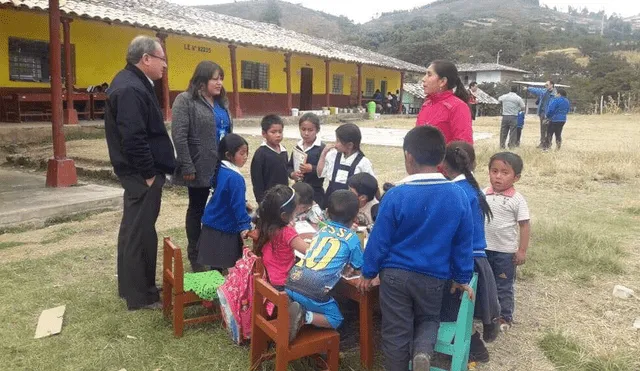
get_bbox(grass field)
[0,114,639,370]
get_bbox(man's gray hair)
[126,35,162,65]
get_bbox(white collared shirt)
[451,174,466,182]
[260,142,287,154]
[221,160,242,175]
[396,172,447,185]
[297,137,322,152]
[321,149,374,184]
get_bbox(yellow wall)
[1,7,404,100]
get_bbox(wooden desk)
[1,92,91,122]
[90,92,107,120]
[334,276,380,370]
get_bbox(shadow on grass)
[539,331,635,371]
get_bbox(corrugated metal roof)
[457,63,530,74]
[1,0,427,73]
[403,82,499,104]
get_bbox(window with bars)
[241,61,269,90]
[8,37,76,83]
[365,79,375,96]
[332,74,344,95]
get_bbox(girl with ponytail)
[440,141,500,363]
[197,134,251,271]
[416,60,474,144]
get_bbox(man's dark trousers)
[500,116,518,149]
[379,268,446,371]
[117,173,165,309]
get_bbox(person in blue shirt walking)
[525,81,556,148]
[544,89,571,151]
[172,61,234,272]
[358,126,475,371]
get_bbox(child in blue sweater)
[197,134,252,270]
[358,126,475,371]
[440,141,501,363]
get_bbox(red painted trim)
[325,60,330,108]
[228,44,242,118]
[62,18,78,125]
[357,64,362,107]
[157,33,171,121]
[399,71,405,114]
[285,53,292,115]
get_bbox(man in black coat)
[105,35,176,310]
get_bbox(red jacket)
[416,90,473,144]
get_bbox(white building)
[457,63,531,84]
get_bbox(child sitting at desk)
[286,190,364,342]
[347,172,379,228]
[291,182,325,227]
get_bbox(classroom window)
[365,79,375,96]
[8,37,76,83]
[241,60,269,90]
[332,74,344,94]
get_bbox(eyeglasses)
[146,53,167,63]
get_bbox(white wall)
[475,71,502,84]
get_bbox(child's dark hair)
[292,182,314,206]
[211,133,248,189]
[261,114,284,132]
[347,173,378,202]
[254,185,297,256]
[488,152,524,176]
[335,123,362,154]
[445,141,492,222]
[557,88,567,97]
[403,126,445,166]
[327,190,359,226]
[299,112,321,132]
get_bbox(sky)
[168,0,640,24]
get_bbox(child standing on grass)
[288,113,326,208]
[286,190,364,342]
[317,123,375,206]
[251,114,289,204]
[358,126,475,371]
[253,185,309,291]
[197,134,251,271]
[484,152,530,331]
[440,141,501,363]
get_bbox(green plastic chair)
[431,273,479,371]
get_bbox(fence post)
[600,95,604,115]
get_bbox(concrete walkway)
[234,124,492,146]
[0,169,122,230]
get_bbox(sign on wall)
[183,44,212,53]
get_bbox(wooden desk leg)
[89,96,95,120]
[359,292,374,370]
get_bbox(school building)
[0,0,426,122]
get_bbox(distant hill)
[197,0,358,43]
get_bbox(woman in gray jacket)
[171,61,233,272]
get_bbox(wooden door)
[300,67,313,110]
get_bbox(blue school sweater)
[362,173,474,284]
[201,162,252,234]
[453,176,487,258]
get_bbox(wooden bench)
[1,92,92,122]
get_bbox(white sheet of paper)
[295,221,317,235]
[34,305,66,339]
[292,147,307,171]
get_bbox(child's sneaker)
[469,332,490,363]
[412,353,431,371]
[499,317,512,332]
[288,301,305,343]
[483,322,500,343]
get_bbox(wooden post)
[46,0,77,187]
[357,64,363,108]
[228,44,242,118]
[285,53,292,115]
[398,71,405,114]
[600,95,604,114]
[325,59,331,108]
[156,33,171,121]
[61,18,78,125]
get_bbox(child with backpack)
[254,185,309,291]
[316,123,375,206]
[197,133,251,271]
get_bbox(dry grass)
[0,114,639,370]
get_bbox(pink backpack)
[217,247,259,344]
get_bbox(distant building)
[457,63,531,84]
[401,82,498,114]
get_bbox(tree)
[260,0,282,26]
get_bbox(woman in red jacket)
[416,60,473,144]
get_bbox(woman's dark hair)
[210,133,248,189]
[254,185,297,256]
[292,182,314,205]
[187,61,227,105]
[261,114,284,132]
[557,88,567,97]
[430,60,469,103]
[445,141,492,222]
[488,152,524,176]
[403,126,445,166]
[335,123,362,154]
[299,112,321,131]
